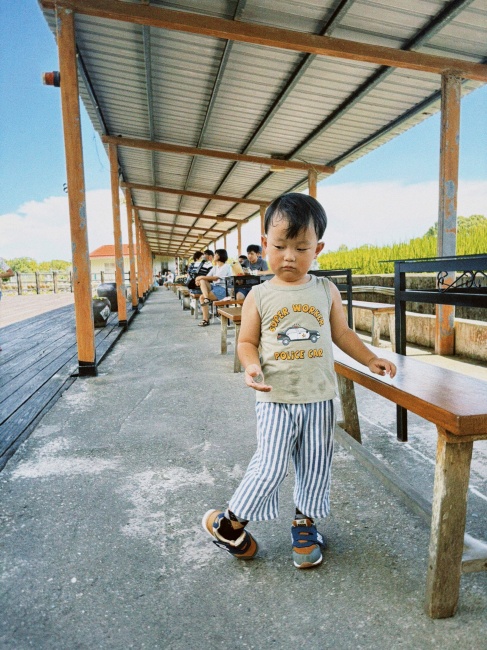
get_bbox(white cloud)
[317,179,487,251]
[0,189,128,261]
[1,180,486,262]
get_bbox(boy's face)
[247,250,259,264]
[262,214,324,284]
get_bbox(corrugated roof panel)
[420,5,487,59]
[200,42,304,150]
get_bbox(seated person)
[195,249,232,327]
[238,254,249,269]
[189,250,213,295]
[236,244,269,300]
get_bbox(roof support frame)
[191,0,357,244]
[174,0,248,255]
[41,0,487,80]
[122,182,264,206]
[102,135,334,174]
[134,205,242,224]
[214,0,481,226]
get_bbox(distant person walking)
[0,257,14,352]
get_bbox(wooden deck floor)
[0,301,137,470]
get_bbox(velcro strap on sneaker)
[291,526,325,549]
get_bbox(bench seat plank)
[334,346,487,437]
[342,299,394,313]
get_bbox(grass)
[318,223,487,275]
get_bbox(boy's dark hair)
[215,248,228,263]
[193,251,203,261]
[264,193,327,240]
[204,249,214,256]
[238,254,248,261]
[246,244,261,254]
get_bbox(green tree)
[425,214,485,237]
[38,259,71,271]
[6,257,38,273]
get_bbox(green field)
[318,216,487,274]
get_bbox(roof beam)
[102,135,335,174]
[139,220,227,235]
[41,1,487,81]
[134,205,244,224]
[122,182,265,206]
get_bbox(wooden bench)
[212,298,244,322]
[217,306,242,372]
[334,346,487,618]
[343,300,395,350]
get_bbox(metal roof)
[40,0,487,257]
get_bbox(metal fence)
[2,271,132,296]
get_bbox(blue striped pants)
[228,400,335,521]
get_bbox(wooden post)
[57,7,96,376]
[134,212,144,303]
[53,271,58,294]
[35,272,40,295]
[69,271,73,293]
[142,230,150,296]
[223,234,227,250]
[435,73,461,356]
[16,273,22,295]
[308,168,317,199]
[237,223,242,256]
[124,189,139,311]
[108,143,128,327]
[260,204,266,240]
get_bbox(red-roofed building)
[90,245,130,279]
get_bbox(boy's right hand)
[245,364,272,392]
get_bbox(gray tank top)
[253,275,337,404]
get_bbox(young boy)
[236,244,270,300]
[202,193,396,569]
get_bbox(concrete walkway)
[0,289,485,649]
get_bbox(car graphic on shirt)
[277,327,320,346]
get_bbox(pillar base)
[78,361,97,377]
[118,320,128,331]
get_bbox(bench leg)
[182,295,190,310]
[221,317,228,355]
[233,323,241,373]
[336,375,361,443]
[388,313,396,352]
[425,430,473,618]
[371,313,381,347]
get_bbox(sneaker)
[202,509,258,560]
[291,518,326,569]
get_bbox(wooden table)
[217,306,242,372]
[343,299,395,350]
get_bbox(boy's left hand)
[368,357,397,378]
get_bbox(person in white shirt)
[195,249,232,327]
[163,270,175,289]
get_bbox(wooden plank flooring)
[0,302,137,470]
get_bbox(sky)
[1,0,486,263]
